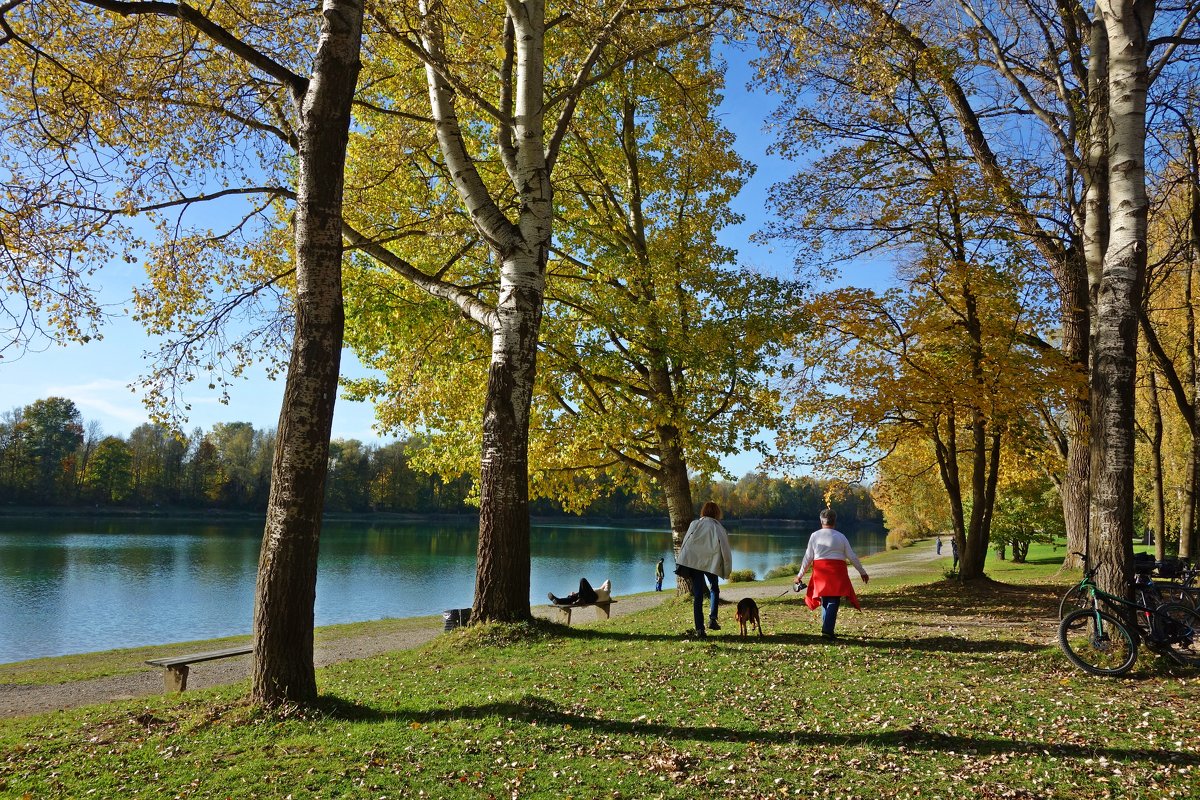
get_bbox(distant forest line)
[0,397,881,523]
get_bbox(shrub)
[765,563,801,579]
[727,569,756,583]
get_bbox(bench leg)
[554,606,573,625]
[164,665,189,693]
[596,602,612,619]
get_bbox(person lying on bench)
[548,578,611,605]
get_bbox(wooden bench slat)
[145,646,252,668]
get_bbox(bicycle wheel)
[1058,584,1090,620]
[1155,584,1200,610]
[1059,608,1138,676]
[1149,603,1200,666]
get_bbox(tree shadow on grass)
[856,580,1065,621]
[555,627,1045,655]
[317,694,1200,767]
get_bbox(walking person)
[675,501,732,637]
[936,535,943,555]
[655,557,665,591]
[794,508,869,640]
[950,537,959,572]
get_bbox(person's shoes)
[821,631,837,640]
[683,629,706,639]
[547,592,558,603]
[708,619,721,630]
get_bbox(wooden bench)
[145,645,253,693]
[548,599,616,625]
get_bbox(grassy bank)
[0,617,438,687]
[2,543,1197,799]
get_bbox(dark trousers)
[554,578,597,605]
[681,566,717,633]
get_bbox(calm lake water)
[0,516,885,663]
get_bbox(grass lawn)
[1,542,1196,799]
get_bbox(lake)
[0,516,885,664]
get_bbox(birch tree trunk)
[1090,0,1153,600]
[415,0,554,622]
[474,252,544,620]
[1060,16,1110,573]
[251,0,362,705]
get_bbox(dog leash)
[778,581,806,597]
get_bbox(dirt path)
[1,541,948,720]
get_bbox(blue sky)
[0,46,884,478]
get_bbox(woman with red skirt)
[794,508,869,640]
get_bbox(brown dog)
[735,597,762,637]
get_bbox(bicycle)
[1057,553,1200,676]
[1058,554,1198,618]
[1151,559,1199,610]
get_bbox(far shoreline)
[0,505,883,531]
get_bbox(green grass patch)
[3,543,1197,799]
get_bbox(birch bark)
[1091,0,1154,599]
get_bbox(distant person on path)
[794,508,869,640]
[676,501,733,637]
[548,578,611,606]
[951,537,959,571]
[655,557,665,591]
[936,535,943,555]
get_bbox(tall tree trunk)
[250,0,362,706]
[1179,261,1199,558]
[1062,20,1109,572]
[1059,251,1094,571]
[1186,118,1200,558]
[473,254,544,622]
[1090,0,1153,600]
[1144,363,1167,560]
[933,410,968,566]
[656,423,695,593]
[658,425,695,550]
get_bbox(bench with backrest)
[145,645,252,693]
[547,598,617,625]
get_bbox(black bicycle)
[1058,554,1198,618]
[1058,554,1200,676]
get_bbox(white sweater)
[797,527,867,578]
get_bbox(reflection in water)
[0,517,885,663]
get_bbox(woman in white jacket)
[675,501,733,637]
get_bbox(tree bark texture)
[251,0,362,706]
[1090,0,1153,601]
[473,271,543,622]
[1144,362,1167,560]
[657,424,695,593]
[1182,264,1198,559]
[1059,251,1093,572]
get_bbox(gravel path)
[1,542,947,720]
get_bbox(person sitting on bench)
[548,578,610,605]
